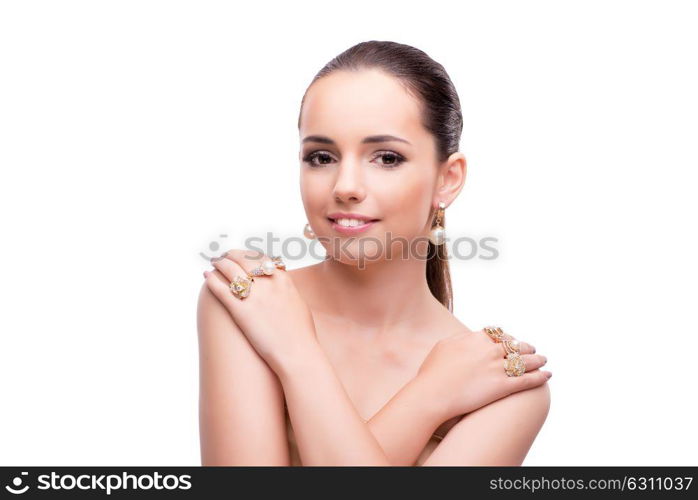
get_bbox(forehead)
[299,68,426,143]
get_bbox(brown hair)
[297,40,463,313]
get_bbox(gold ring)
[502,338,520,355]
[230,256,286,300]
[504,352,526,377]
[229,275,253,299]
[271,256,286,270]
[484,326,506,343]
[247,256,286,278]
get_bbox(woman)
[197,40,552,466]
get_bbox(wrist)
[272,338,327,384]
[408,372,455,423]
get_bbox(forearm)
[365,374,450,466]
[277,342,391,466]
[276,342,451,466]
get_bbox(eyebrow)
[302,134,412,146]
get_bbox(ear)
[435,152,467,206]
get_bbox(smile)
[327,217,379,234]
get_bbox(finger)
[498,338,536,355]
[498,330,540,354]
[227,250,281,281]
[519,353,547,372]
[220,249,277,278]
[508,368,552,392]
[211,255,249,284]
[517,340,536,354]
[204,268,244,310]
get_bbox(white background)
[1,0,696,466]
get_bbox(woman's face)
[299,68,442,266]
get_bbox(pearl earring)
[303,222,316,239]
[429,202,446,245]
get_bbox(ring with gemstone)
[504,352,526,377]
[247,256,287,278]
[484,326,506,343]
[229,275,253,299]
[247,260,276,278]
[502,338,520,355]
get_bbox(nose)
[332,157,367,203]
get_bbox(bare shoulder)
[285,266,308,288]
[196,275,289,465]
[286,263,321,285]
[428,307,478,344]
[286,263,325,304]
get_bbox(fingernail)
[203,271,209,278]
[546,371,553,378]
[542,356,547,364]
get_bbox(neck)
[308,253,443,336]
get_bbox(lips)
[326,217,380,223]
[326,211,381,222]
[328,218,378,234]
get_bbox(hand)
[415,328,551,420]
[203,249,318,374]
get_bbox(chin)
[327,245,387,268]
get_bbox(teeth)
[336,218,369,227]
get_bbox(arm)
[197,280,290,465]
[422,381,551,466]
[364,375,455,466]
[278,342,473,466]
[277,342,392,465]
[198,265,455,466]
[201,260,547,466]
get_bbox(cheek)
[300,174,329,211]
[376,174,433,234]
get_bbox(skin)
[197,68,551,466]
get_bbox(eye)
[302,151,336,167]
[372,151,407,169]
[301,150,407,169]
